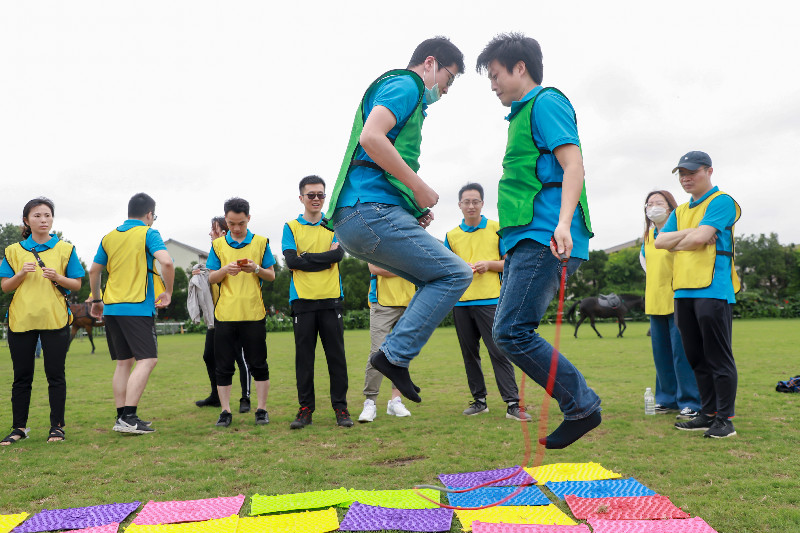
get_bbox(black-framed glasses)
[305,193,326,200]
[434,57,455,87]
[152,214,158,221]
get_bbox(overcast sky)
[2,1,798,265]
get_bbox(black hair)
[211,216,228,232]
[21,197,55,239]
[476,32,543,85]
[299,175,326,193]
[223,197,250,216]
[128,192,156,219]
[407,36,465,75]
[459,183,484,201]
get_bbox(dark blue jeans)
[492,239,601,420]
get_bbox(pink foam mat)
[565,494,689,520]
[132,495,245,525]
[588,517,719,533]
[472,523,591,533]
[438,466,535,489]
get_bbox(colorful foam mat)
[524,462,621,485]
[472,523,591,533]
[342,488,441,509]
[13,502,139,532]
[439,466,535,489]
[338,502,453,532]
[65,524,120,533]
[249,488,351,515]
[588,516,719,533]
[133,495,244,525]
[454,505,576,532]
[545,478,656,499]
[565,494,689,520]
[0,513,28,533]
[125,515,239,533]
[446,486,551,508]
[235,508,339,533]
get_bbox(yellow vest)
[212,235,269,322]
[5,241,74,332]
[101,226,164,304]
[287,219,341,300]
[644,228,675,315]
[375,275,416,307]
[673,191,741,292]
[446,220,502,302]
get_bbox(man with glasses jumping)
[445,183,531,422]
[282,175,352,429]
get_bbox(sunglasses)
[304,193,326,200]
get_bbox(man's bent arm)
[154,250,175,294]
[670,225,718,251]
[552,144,585,258]
[655,229,693,250]
[283,250,332,272]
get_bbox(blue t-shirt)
[499,86,592,261]
[444,215,507,306]
[282,214,342,302]
[337,74,427,208]
[0,235,85,299]
[661,186,737,303]
[368,276,378,304]
[206,229,276,271]
[93,220,167,317]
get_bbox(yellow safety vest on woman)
[287,220,341,300]
[644,228,675,315]
[212,235,269,322]
[673,191,741,292]
[446,219,502,302]
[101,226,165,304]
[375,275,416,307]
[5,241,74,332]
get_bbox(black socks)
[369,351,421,403]
[122,406,137,419]
[539,410,602,449]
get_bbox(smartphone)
[237,259,248,267]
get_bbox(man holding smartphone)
[207,197,276,428]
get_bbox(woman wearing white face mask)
[640,190,701,420]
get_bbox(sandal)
[1,428,29,445]
[47,426,66,443]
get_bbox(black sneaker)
[290,407,313,429]
[115,416,152,428]
[335,408,354,428]
[195,395,221,408]
[215,410,232,427]
[654,404,674,414]
[676,407,699,420]
[704,417,737,438]
[463,399,488,416]
[239,397,251,414]
[115,416,155,435]
[255,409,269,425]
[674,412,715,431]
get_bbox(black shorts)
[105,315,158,361]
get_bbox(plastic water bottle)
[644,387,655,415]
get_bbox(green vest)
[497,87,592,235]
[324,69,428,230]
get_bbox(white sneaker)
[387,397,411,417]
[358,399,377,423]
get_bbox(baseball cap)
[672,151,712,173]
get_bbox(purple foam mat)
[13,502,140,533]
[339,502,453,532]
[439,466,535,489]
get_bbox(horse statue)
[564,293,645,338]
[68,302,103,353]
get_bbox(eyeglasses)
[305,193,326,200]
[152,214,158,221]
[434,57,455,87]
[459,200,483,207]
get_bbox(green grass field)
[1,319,798,532]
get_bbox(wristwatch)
[253,264,260,275]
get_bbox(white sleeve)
[639,251,647,273]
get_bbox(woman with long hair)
[640,190,701,420]
[0,198,85,444]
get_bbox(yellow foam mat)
[0,513,29,533]
[455,505,576,531]
[125,515,238,533]
[524,462,621,485]
[236,508,339,533]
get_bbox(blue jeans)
[492,239,601,420]
[650,314,701,411]
[333,202,473,367]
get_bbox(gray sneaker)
[463,399,488,416]
[506,403,532,422]
[215,410,233,427]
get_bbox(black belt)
[350,159,384,172]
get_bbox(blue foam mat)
[545,478,656,499]
[446,486,551,507]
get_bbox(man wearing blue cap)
[655,151,741,439]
